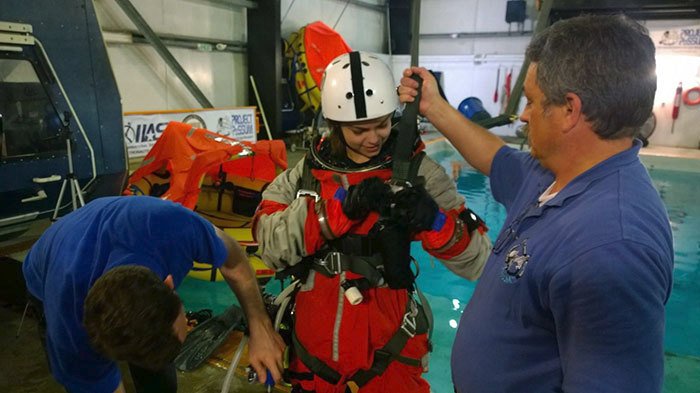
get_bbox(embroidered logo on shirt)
[501,239,529,284]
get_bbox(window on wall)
[0,58,64,159]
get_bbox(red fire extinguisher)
[671,82,682,134]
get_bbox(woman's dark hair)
[83,265,183,370]
[326,121,348,160]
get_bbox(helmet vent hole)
[342,63,350,69]
[345,92,353,99]
[366,89,374,97]
[362,61,369,66]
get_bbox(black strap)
[391,88,422,184]
[459,207,485,234]
[408,151,426,187]
[292,299,428,388]
[349,51,367,119]
[292,332,343,385]
[349,336,417,387]
[311,252,385,287]
[299,156,319,194]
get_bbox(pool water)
[178,144,700,392]
[649,168,700,356]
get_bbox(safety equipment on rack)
[320,51,399,122]
[284,21,352,114]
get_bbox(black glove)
[391,186,439,232]
[342,177,393,220]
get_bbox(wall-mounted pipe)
[421,31,533,39]
[344,0,386,13]
[192,0,258,9]
[103,30,246,53]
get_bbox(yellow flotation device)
[285,21,352,114]
[189,227,275,284]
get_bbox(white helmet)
[320,51,399,123]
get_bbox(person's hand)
[342,177,393,219]
[398,67,444,120]
[391,185,439,232]
[246,319,286,384]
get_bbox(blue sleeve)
[106,198,228,287]
[146,203,228,285]
[547,241,669,392]
[489,146,541,209]
[177,207,228,268]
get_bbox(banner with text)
[123,107,257,159]
[652,25,700,51]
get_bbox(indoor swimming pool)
[178,141,700,392]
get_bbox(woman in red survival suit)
[253,51,492,393]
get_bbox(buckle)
[400,299,418,338]
[387,179,412,193]
[296,189,320,202]
[316,252,343,275]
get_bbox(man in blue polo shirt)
[399,14,673,392]
[23,196,285,393]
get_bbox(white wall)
[93,0,700,148]
[94,0,247,112]
[420,0,532,55]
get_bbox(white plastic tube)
[220,334,249,393]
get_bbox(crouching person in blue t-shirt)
[22,196,285,393]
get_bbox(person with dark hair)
[22,196,285,393]
[254,51,491,393]
[399,14,673,392]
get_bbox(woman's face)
[340,114,392,163]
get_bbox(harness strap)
[349,328,418,387]
[414,283,434,341]
[296,157,320,202]
[292,332,343,385]
[312,252,385,287]
[292,297,429,388]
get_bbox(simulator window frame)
[0,54,65,161]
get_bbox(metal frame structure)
[114,0,214,108]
